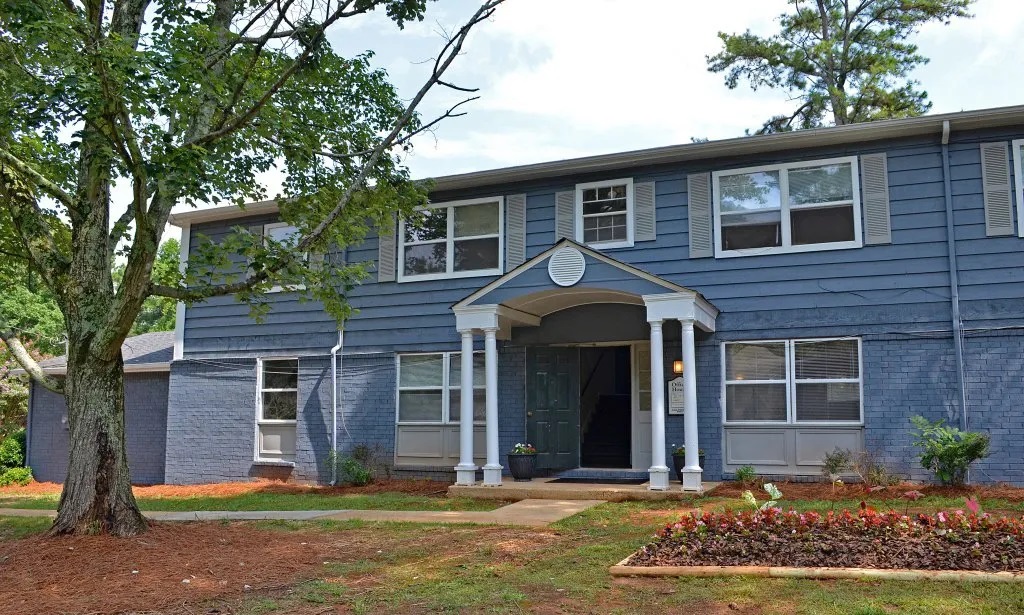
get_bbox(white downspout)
[330,328,344,485]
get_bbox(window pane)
[454,237,500,271]
[266,225,299,246]
[404,209,448,242]
[726,384,787,421]
[262,391,297,420]
[449,389,485,422]
[720,210,781,250]
[450,353,486,387]
[454,202,499,237]
[791,205,855,245]
[583,214,627,243]
[788,163,853,205]
[726,343,786,380]
[795,340,859,379]
[399,354,443,387]
[582,198,628,215]
[795,383,860,421]
[398,391,443,422]
[403,243,447,276]
[719,170,781,212]
[262,359,298,389]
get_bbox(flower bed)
[627,505,1024,572]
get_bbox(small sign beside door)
[668,377,685,415]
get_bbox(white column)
[647,319,669,490]
[482,327,502,486]
[680,321,703,492]
[454,330,477,485]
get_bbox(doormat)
[548,477,648,485]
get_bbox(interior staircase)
[580,393,631,468]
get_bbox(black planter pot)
[673,454,706,484]
[507,453,538,481]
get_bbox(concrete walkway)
[0,499,604,528]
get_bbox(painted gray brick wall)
[28,372,169,485]
[962,331,1024,485]
[336,352,397,465]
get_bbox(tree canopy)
[0,0,502,535]
[707,0,974,134]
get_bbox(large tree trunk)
[50,351,146,536]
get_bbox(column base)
[647,465,670,491]
[454,464,478,486]
[681,469,703,492]
[482,464,503,487]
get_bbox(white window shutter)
[555,191,575,241]
[980,142,1014,237]
[506,194,527,269]
[634,181,656,242]
[687,173,713,258]
[377,216,397,282]
[860,153,892,245]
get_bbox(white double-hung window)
[396,352,485,424]
[399,197,503,281]
[576,178,634,248]
[713,156,862,257]
[256,358,298,462]
[723,338,862,425]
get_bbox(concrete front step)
[448,478,718,501]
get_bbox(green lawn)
[0,491,503,512]
[3,494,1023,613]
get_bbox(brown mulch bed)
[708,481,1024,502]
[0,520,550,615]
[630,525,1024,572]
[0,478,451,498]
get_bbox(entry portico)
[451,240,718,491]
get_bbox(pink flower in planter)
[966,496,980,515]
[903,490,925,501]
[937,511,947,524]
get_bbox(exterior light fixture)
[672,360,684,374]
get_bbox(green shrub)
[328,451,372,486]
[0,466,32,486]
[821,447,852,481]
[734,465,757,485]
[910,415,990,486]
[0,435,24,469]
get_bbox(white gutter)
[329,328,344,485]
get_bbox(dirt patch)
[0,478,452,499]
[626,508,695,525]
[0,521,560,615]
[708,481,1024,502]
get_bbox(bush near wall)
[0,428,32,486]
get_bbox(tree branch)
[0,149,74,208]
[0,329,64,394]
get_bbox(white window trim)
[397,197,504,283]
[262,222,306,293]
[712,156,863,258]
[395,351,486,425]
[575,177,635,249]
[255,356,299,462]
[720,337,864,427]
[1013,139,1024,238]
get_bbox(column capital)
[647,317,664,327]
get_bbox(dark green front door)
[526,347,580,471]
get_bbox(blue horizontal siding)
[181,126,1024,357]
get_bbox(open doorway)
[579,346,631,468]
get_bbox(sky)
[167,0,1024,218]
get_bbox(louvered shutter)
[634,181,656,242]
[377,215,397,282]
[687,173,713,258]
[860,153,892,245]
[505,194,527,269]
[555,191,575,241]
[980,142,1014,236]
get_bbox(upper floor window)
[399,197,503,281]
[713,157,862,257]
[722,338,862,425]
[576,178,634,248]
[262,222,305,292]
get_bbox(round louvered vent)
[547,247,586,287]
